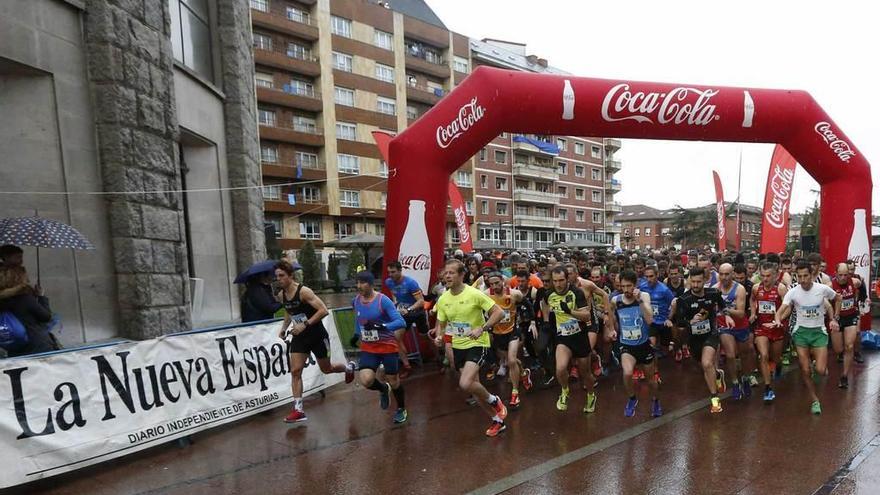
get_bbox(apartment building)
[618,203,763,251]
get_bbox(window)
[557,161,567,175]
[258,108,276,126]
[292,116,317,133]
[455,170,472,188]
[592,190,601,203]
[300,219,321,240]
[406,105,418,120]
[296,151,318,169]
[336,122,356,140]
[288,78,314,97]
[334,86,354,106]
[515,205,529,216]
[591,168,601,181]
[374,29,393,50]
[634,228,641,237]
[465,200,473,216]
[576,210,585,222]
[266,217,282,238]
[480,174,488,189]
[337,154,360,174]
[255,72,274,88]
[556,138,567,151]
[575,142,585,155]
[286,7,310,24]
[331,15,352,38]
[287,42,310,60]
[169,0,215,81]
[379,160,388,178]
[332,51,353,72]
[494,150,507,164]
[376,223,385,235]
[644,227,652,236]
[250,0,269,12]
[340,190,360,207]
[253,32,272,51]
[481,200,488,215]
[334,222,354,239]
[591,145,602,159]
[624,228,631,237]
[496,202,508,216]
[575,165,585,177]
[479,148,487,161]
[260,144,278,163]
[495,177,508,191]
[454,56,469,73]
[301,186,321,203]
[575,188,585,200]
[377,96,396,115]
[558,186,567,197]
[375,64,394,83]
[593,212,603,223]
[263,184,281,200]
[558,208,568,221]
[381,192,387,209]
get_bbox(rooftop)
[385,0,446,29]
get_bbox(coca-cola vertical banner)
[712,171,727,251]
[760,144,797,253]
[447,180,474,253]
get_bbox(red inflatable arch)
[374,66,872,291]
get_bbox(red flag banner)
[713,171,727,250]
[760,145,797,253]
[447,179,474,253]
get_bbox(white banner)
[0,316,345,488]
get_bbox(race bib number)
[500,309,511,324]
[449,321,471,337]
[397,304,409,312]
[621,325,642,341]
[801,305,820,320]
[758,301,776,315]
[651,304,659,317]
[842,298,855,311]
[691,319,711,335]
[557,319,580,336]
[361,329,379,342]
[292,313,308,325]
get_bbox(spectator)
[241,272,283,323]
[0,244,23,268]
[0,265,58,357]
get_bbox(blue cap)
[356,271,375,284]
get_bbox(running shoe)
[651,398,663,417]
[624,397,638,417]
[393,408,408,424]
[763,388,776,404]
[492,396,508,420]
[748,374,759,387]
[592,354,603,377]
[542,374,557,388]
[811,400,822,415]
[570,366,580,381]
[556,389,570,411]
[485,421,506,437]
[345,361,357,384]
[497,364,508,377]
[465,396,478,406]
[732,383,742,400]
[522,368,533,391]
[715,369,726,394]
[509,392,521,410]
[633,369,645,381]
[854,352,865,364]
[838,376,849,389]
[485,366,496,381]
[399,364,412,379]
[653,371,662,386]
[284,409,307,423]
[674,350,683,363]
[682,346,692,359]
[379,382,391,410]
[584,392,597,414]
[782,353,791,366]
[710,397,723,414]
[741,377,752,399]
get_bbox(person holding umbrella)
[0,264,58,356]
[236,260,285,323]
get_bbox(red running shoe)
[284,409,307,423]
[509,392,521,409]
[654,371,662,385]
[633,369,645,380]
[570,365,580,381]
[674,350,683,363]
[682,346,692,359]
[521,368,533,391]
[592,354,603,378]
[345,361,357,384]
[492,396,508,421]
[485,421,506,437]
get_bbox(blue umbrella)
[0,216,95,250]
[234,260,300,284]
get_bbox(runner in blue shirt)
[384,261,427,378]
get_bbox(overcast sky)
[426,0,879,214]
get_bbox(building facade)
[618,203,763,251]
[0,0,265,343]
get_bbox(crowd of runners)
[272,247,873,437]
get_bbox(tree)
[347,248,365,279]
[298,240,320,286]
[328,255,341,291]
[669,206,716,249]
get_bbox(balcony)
[261,160,325,180]
[406,82,444,105]
[404,42,449,78]
[605,223,623,233]
[605,178,622,193]
[511,136,557,157]
[513,215,560,229]
[605,138,622,151]
[605,201,622,213]
[259,120,324,147]
[250,9,319,41]
[253,46,320,77]
[256,85,322,112]
[513,189,559,205]
[605,159,622,173]
[512,162,559,181]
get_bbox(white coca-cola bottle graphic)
[847,208,871,289]
[562,80,575,120]
[398,199,432,292]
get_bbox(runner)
[639,265,675,369]
[750,262,788,402]
[664,263,690,361]
[714,263,753,400]
[610,270,662,417]
[485,272,530,408]
[385,261,428,379]
[734,263,758,388]
[276,260,355,423]
[542,266,598,414]
[564,264,612,380]
[352,271,408,424]
[673,267,733,413]
[433,259,509,437]
[768,261,841,414]
[515,270,541,386]
[831,262,862,389]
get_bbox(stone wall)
[83,0,191,338]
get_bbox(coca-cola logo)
[436,97,485,149]
[764,164,795,229]
[716,203,726,238]
[814,122,856,163]
[400,253,431,271]
[601,83,720,126]
[850,252,870,268]
[453,206,470,242]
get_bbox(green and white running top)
[782,283,837,333]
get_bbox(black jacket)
[241,282,283,323]
[0,284,56,357]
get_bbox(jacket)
[0,284,56,357]
[241,282,283,323]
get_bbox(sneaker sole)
[486,425,507,437]
[283,417,308,423]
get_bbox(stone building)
[0,0,264,344]
[618,203,763,252]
